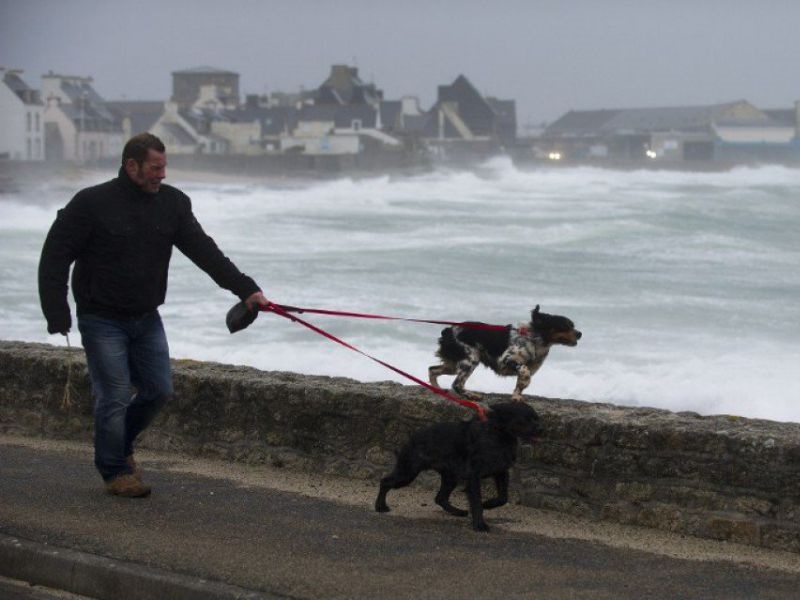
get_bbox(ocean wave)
[3,163,799,422]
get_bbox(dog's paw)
[472,522,491,533]
[440,504,469,517]
[510,393,524,402]
[375,502,391,513]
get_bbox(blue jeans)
[78,311,173,481]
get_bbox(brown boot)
[126,455,142,481]
[105,473,151,498]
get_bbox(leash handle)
[61,333,74,411]
[262,302,488,421]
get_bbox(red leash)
[275,303,508,331]
[261,302,489,420]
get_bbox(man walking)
[39,133,267,497]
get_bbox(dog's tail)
[436,326,468,362]
[439,326,455,343]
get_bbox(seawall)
[1,340,798,553]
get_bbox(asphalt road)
[1,435,798,599]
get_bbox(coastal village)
[2,63,800,172]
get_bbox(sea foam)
[3,161,799,422]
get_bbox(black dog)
[374,402,540,532]
[429,305,581,402]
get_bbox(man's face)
[126,149,166,193]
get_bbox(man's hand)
[244,291,269,311]
[47,316,72,336]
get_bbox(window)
[35,113,40,132]
[26,112,31,132]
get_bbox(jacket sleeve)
[38,195,93,334]
[173,196,261,301]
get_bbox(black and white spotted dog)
[429,305,581,402]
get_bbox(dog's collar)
[517,324,545,345]
[516,323,533,337]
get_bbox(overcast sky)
[2,0,799,124]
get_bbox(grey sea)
[2,158,798,422]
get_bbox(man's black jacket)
[38,168,260,334]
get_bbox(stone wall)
[1,340,798,553]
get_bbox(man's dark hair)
[122,133,165,165]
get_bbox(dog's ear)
[532,305,541,323]
[485,407,503,424]
[486,403,512,423]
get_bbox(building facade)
[41,72,123,162]
[0,68,45,161]
[540,100,800,163]
[424,75,516,145]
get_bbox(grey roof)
[61,102,121,132]
[59,78,103,105]
[177,107,233,133]
[226,105,297,135]
[544,109,621,135]
[445,75,483,100]
[299,104,339,122]
[545,101,765,136]
[161,122,196,145]
[605,104,751,131]
[315,65,382,106]
[434,74,498,116]
[105,100,163,113]
[487,98,515,119]
[763,109,797,127]
[172,66,238,75]
[106,101,164,134]
[316,65,383,105]
[56,78,118,128]
[2,71,42,105]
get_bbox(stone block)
[706,516,761,545]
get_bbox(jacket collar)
[118,165,158,199]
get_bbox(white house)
[41,72,123,162]
[281,120,361,155]
[0,68,45,161]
